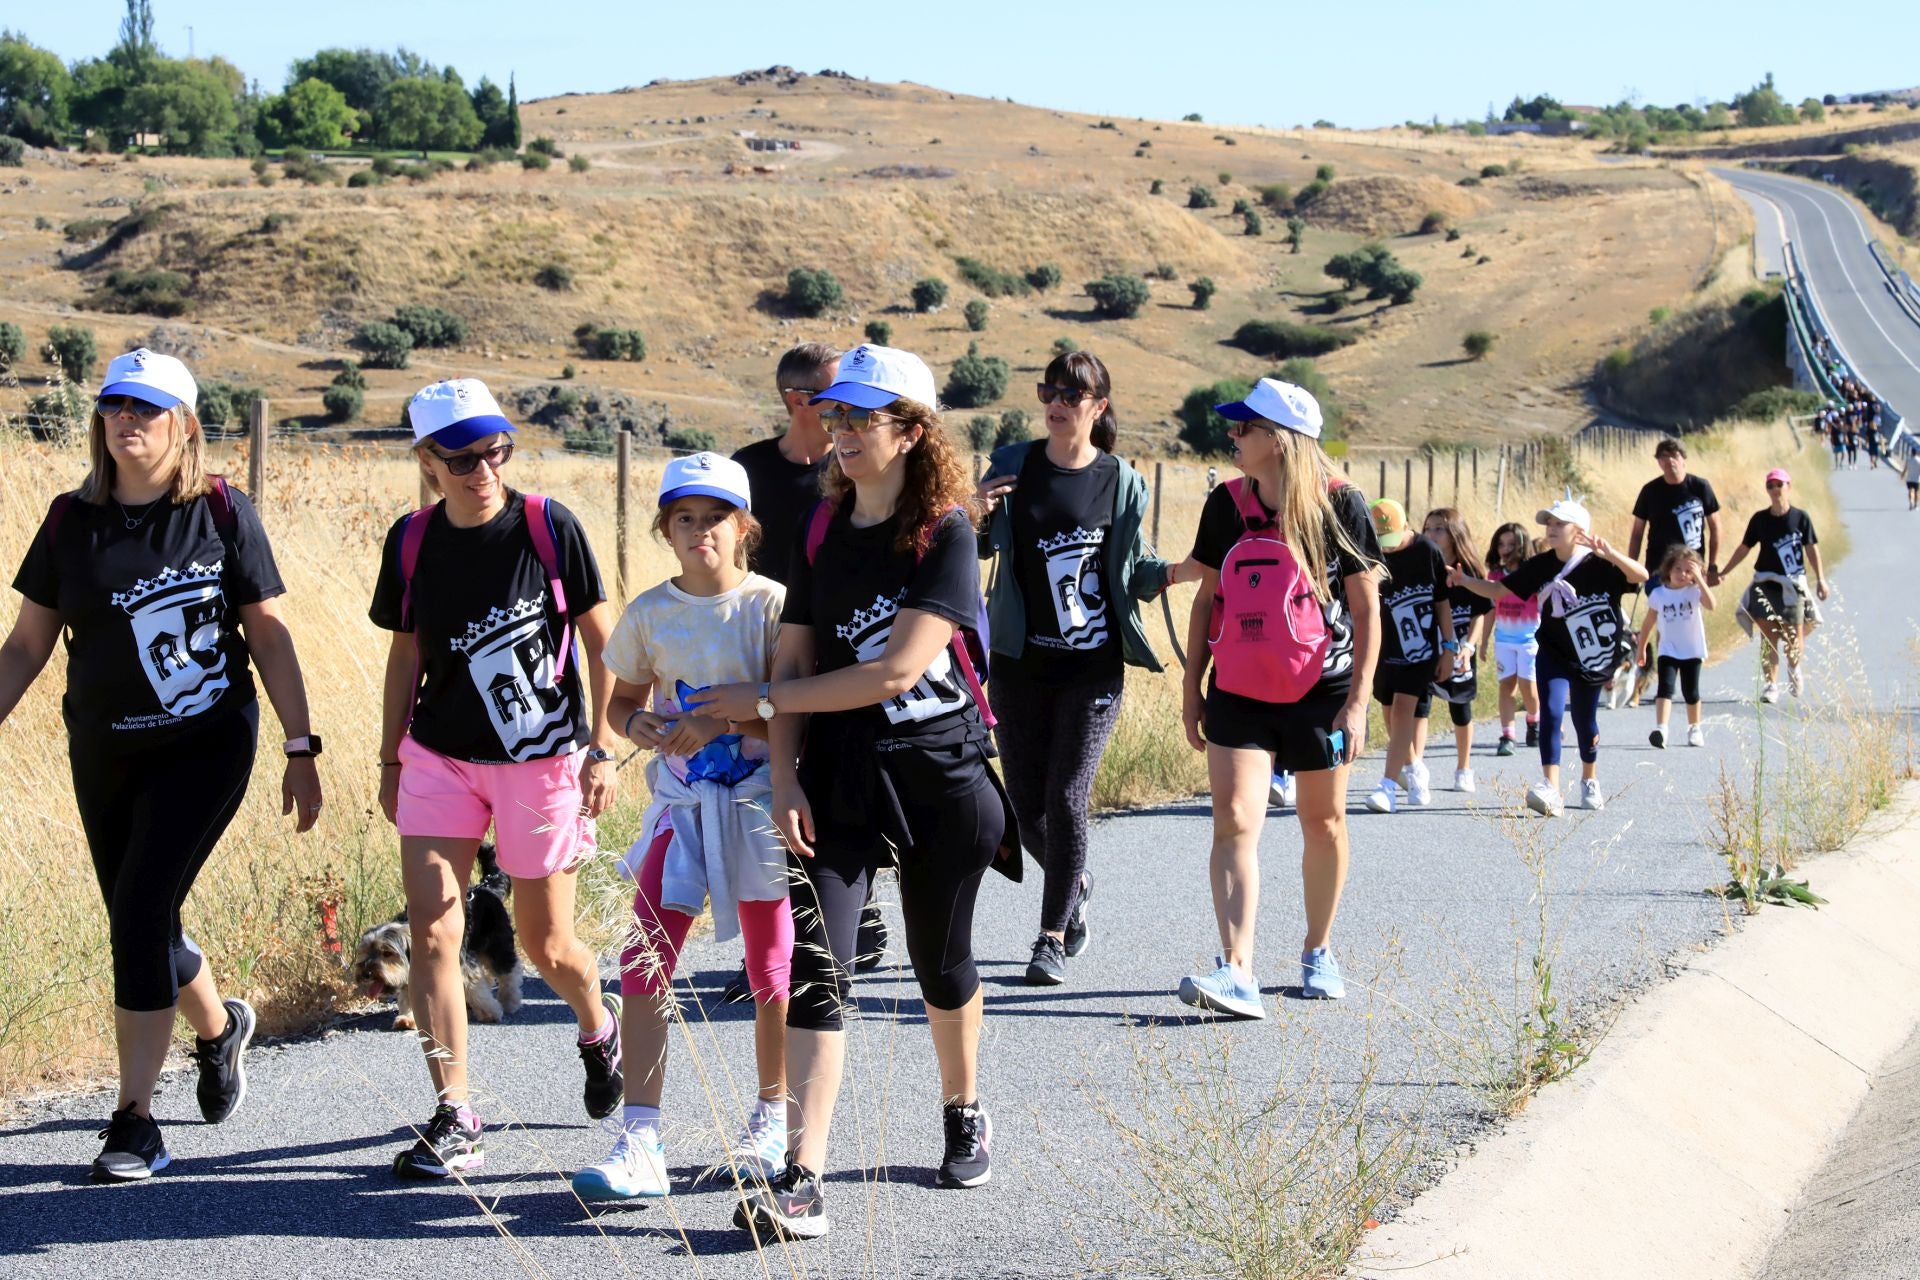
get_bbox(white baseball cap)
[659,451,752,510]
[811,344,938,411]
[1535,498,1592,532]
[407,378,515,449]
[100,347,198,413]
[1214,377,1324,439]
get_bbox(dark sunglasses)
[96,395,170,421]
[430,443,514,475]
[819,407,902,434]
[1035,384,1097,407]
[1225,419,1276,438]
[1765,480,1785,489]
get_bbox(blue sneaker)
[1176,956,1265,1020]
[1300,948,1346,1000]
[572,1126,669,1200]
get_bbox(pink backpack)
[1206,477,1338,703]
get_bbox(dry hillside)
[0,69,1742,452]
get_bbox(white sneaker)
[1365,778,1398,813]
[717,1104,787,1181]
[1687,724,1705,748]
[1455,767,1476,793]
[1404,761,1433,807]
[1268,771,1296,809]
[1789,664,1803,698]
[1580,779,1605,810]
[1761,682,1780,705]
[1524,781,1563,817]
[572,1125,669,1200]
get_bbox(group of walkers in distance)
[1812,388,1884,471]
[0,337,1845,1243]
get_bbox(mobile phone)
[1328,729,1347,763]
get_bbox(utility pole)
[186,25,194,58]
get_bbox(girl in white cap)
[1,348,322,1180]
[1718,468,1828,702]
[690,344,1019,1239]
[369,378,625,1179]
[571,452,793,1202]
[1449,499,1648,815]
[1176,377,1382,1016]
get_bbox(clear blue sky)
[24,1,1918,129]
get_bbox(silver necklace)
[117,498,159,531]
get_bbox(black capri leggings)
[71,704,258,1012]
[788,740,1004,1033]
[1656,656,1702,706]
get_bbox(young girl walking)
[1635,546,1715,749]
[1482,522,1540,756]
[1364,499,1454,814]
[1423,508,1493,792]
[571,453,792,1201]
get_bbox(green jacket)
[976,441,1174,673]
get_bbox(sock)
[1526,714,1538,725]
[622,1103,661,1136]
[1503,721,1515,739]
[456,1104,481,1131]
[752,1096,786,1128]
[579,1013,614,1045]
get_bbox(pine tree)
[506,73,522,150]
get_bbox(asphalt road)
[6,198,1920,1278]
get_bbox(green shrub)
[1052,336,1078,357]
[1649,306,1671,325]
[1231,319,1354,358]
[911,277,949,312]
[64,217,112,242]
[1463,330,1496,360]
[1231,197,1254,216]
[0,322,23,369]
[582,326,647,361]
[966,415,998,451]
[0,135,26,167]
[1217,171,1232,185]
[535,263,574,291]
[568,154,591,173]
[527,136,564,157]
[666,427,718,452]
[1458,175,1482,187]
[943,342,1010,408]
[45,326,97,383]
[1445,226,1462,242]
[1480,163,1507,179]
[955,256,1031,298]
[1323,243,1422,302]
[1286,216,1307,253]
[1177,378,1254,455]
[1183,113,1203,122]
[1084,274,1151,318]
[356,322,414,369]
[964,299,990,331]
[1418,210,1449,234]
[25,385,89,440]
[90,269,190,316]
[322,383,364,422]
[332,360,366,389]
[196,379,265,428]
[1732,387,1824,421]
[1150,178,1164,195]
[520,150,551,170]
[348,166,385,187]
[1315,163,1336,182]
[1187,184,1217,209]
[391,305,469,348]
[865,320,892,345]
[995,408,1033,447]
[1295,178,1329,206]
[1325,291,1351,313]
[1025,263,1063,291]
[1190,277,1217,309]
[258,212,293,235]
[787,267,845,317]
[1243,209,1264,236]
[1258,183,1292,209]
[561,363,576,379]
[371,157,400,177]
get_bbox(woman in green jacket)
[975,351,1188,986]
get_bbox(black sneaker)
[721,965,754,1005]
[579,992,624,1120]
[854,901,889,973]
[734,1161,830,1240]
[1495,733,1515,758]
[1064,871,1094,958]
[191,997,256,1124]
[91,1106,170,1183]
[1024,933,1066,986]
[1525,721,1539,747]
[393,1103,483,1179]
[937,1101,992,1189]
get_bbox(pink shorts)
[395,735,596,879]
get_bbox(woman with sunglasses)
[974,351,1186,986]
[1717,468,1828,702]
[1,349,321,1181]
[688,344,1018,1239]
[1178,378,1380,1016]
[368,378,625,1179]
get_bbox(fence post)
[1403,457,1413,507]
[248,399,268,510]
[1452,451,1461,503]
[1495,448,1508,519]
[1472,448,1479,489]
[1378,458,1387,499]
[616,430,631,603]
[1425,453,1434,509]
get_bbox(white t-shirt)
[1648,583,1708,662]
[603,573,784,785]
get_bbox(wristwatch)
[585,746,615,764]
[756,683,777,721]
[284,735,323,758]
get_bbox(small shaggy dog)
[351,844,523,1030]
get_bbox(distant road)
[1716,167,1920,424]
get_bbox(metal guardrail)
[1867,240,1920,325]
[1784,241,1909,453]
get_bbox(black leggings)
[989,664,1123,935]
[72,704,258,1012]
[1656,656,1702,705]
[788,742,1003,1032]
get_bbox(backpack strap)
[804,498,832,566]
[397,504,437,633]
[205,474,238,540]
[521,493,574,681]
[41,492,76,550]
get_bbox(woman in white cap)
[368,377,624,1179]
[1717,468,1828,702]
[0,348,321,1181]
[1448,498,1648,814]
[973,349,1186,987]
[690,344,1017,1239]
[1176,377,1381,1017]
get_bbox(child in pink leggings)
[572,453,793,1203]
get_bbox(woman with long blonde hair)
[0,349,321,1181]
[1176,378,1381,1017]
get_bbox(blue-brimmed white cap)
[810,343,938,411]
[100,348,198,413]
[659,451,752,510]
[1214,377,1323,439]
[407,378,516,449]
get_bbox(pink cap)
[1765,468,1791,484]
